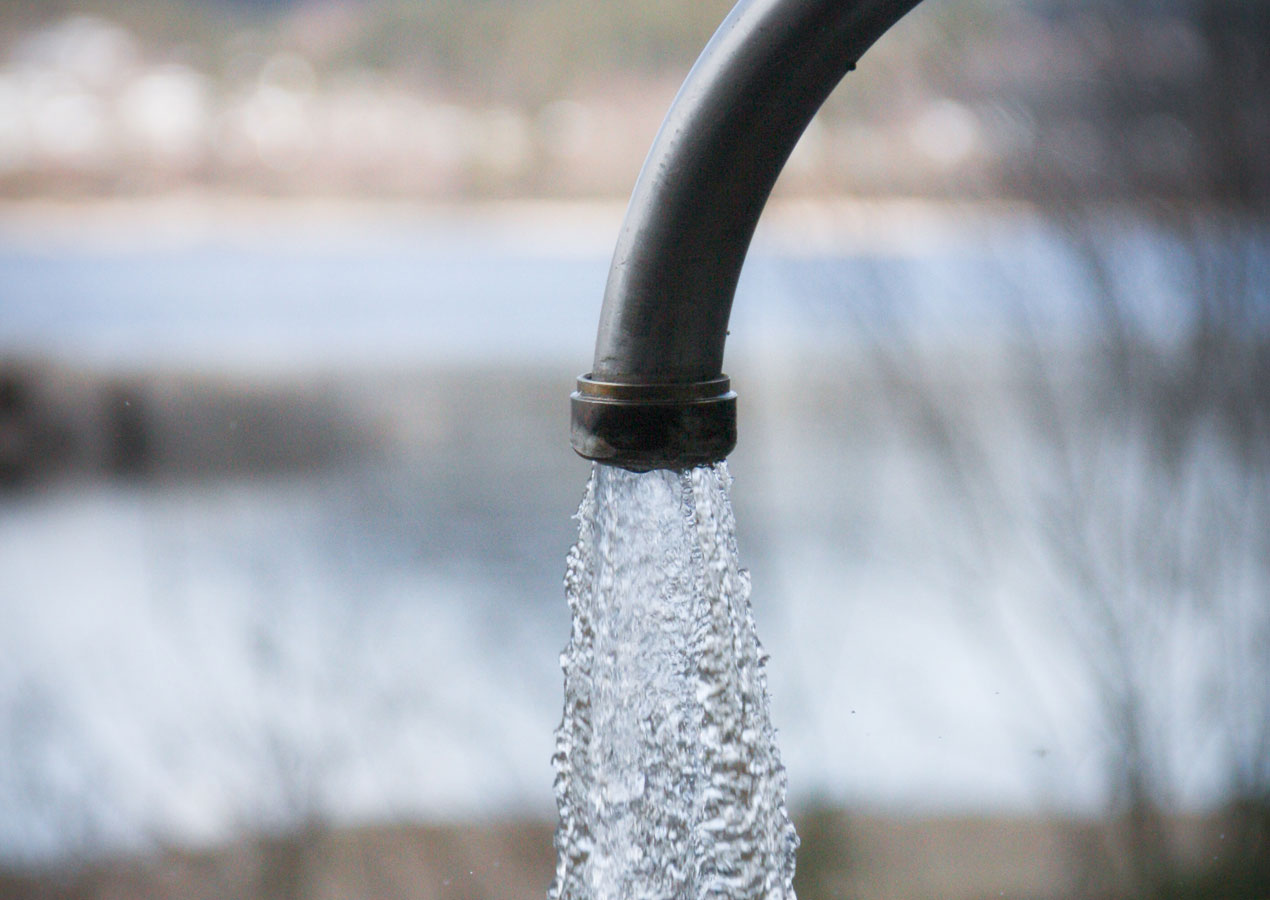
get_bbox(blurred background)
[0,0,1266,898]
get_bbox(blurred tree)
[808,206,1269,898]
[777,7,1267,889]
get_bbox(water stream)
[551,463,798,900]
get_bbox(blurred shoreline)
[0,810,1242,900]
[0,193,1093,257]
[0,194,626,248]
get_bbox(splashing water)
[551,462,798,900]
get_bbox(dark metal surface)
[571,0,922,470]
[571,375,736,471]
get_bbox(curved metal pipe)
[572,0,922,470]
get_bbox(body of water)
[0,202,1264,864]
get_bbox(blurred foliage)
[340,0,735,103]
[0,0,1265,202]
[0,0,735,103]
[0,0,225,53]
[792,804,858,900]
[1163,801,1270,900]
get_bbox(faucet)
[571,0,922,471]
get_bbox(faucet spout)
[572,0,922,470]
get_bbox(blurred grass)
[0,808,1255,900]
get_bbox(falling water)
[551,462,798,900]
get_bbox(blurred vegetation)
[1,807,1254,900]
[0,0,735,103]
[338,0,735,104]
[0,0,1264,201]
